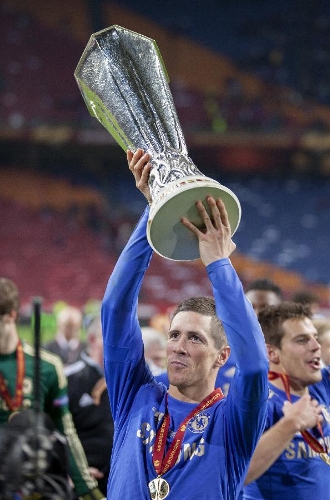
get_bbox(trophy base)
[147,176,241,261]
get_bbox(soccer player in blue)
[101,149,269,500]
[243,302,330,499]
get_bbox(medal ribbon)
[0,340,25,411]
[268,371,328,456]
[153,388,224,476]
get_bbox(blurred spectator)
[291,289,321,317]
[141,326,167,376]
[149,312,171,336]
[0,277,104,500]
[64,315,113,496]
[245,278,283,316]
[44,306,87,365]
[312,316,330,367]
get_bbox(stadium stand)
[116,0,330,109]
[0,0,330,313]
[2,0,330,133]
[108,0,330,131]
[0,2,92,128]
[0,168,329,312]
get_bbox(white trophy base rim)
[147,175,241,261]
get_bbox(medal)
[320,453,330,466]
[148,477,170,499]
[0,340,25,411]
[148,388,224,498]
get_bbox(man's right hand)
[181,196,236,267]
[127,148,152,203]
[245,393,324,485]
[282,393,324,432]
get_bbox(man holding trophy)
[75,26,269,499]
[100,148,268,499]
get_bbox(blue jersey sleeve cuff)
[206,257,231,274]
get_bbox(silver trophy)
[74,25,241,261]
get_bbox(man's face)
[166,311,221,390]
[59,315,81,340]
[0,312,16,338]
[274,317,322,387]
[246,289,281,315]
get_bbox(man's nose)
[173,336,188,353]
[310,336,321,350]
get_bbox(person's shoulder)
[263,387,289,425]
[22,343,67,389]
[23,342,60,364]
[40,346,64,365]
[65,353,102,380]
[63,359,86,378]
[309,368,330,402]
[43,338,58,347]
[42,339,61,354]
[80,352,103,375]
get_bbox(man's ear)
[215,346,231,368]
[267,343,280,364]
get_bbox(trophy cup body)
[75,25,241,261]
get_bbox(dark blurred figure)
[292,289,321,317]
[44,306,87,365]
[0,409,71,499]
[245,278,283,315]
[64,315,113,495]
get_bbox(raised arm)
[182,197,268,468]
[101,149,155,419]
[101,148,152,349]
[182,197,268,389]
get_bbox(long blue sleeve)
[101,207,154,421]
[102,207,151,350]
[207,258,269,403]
